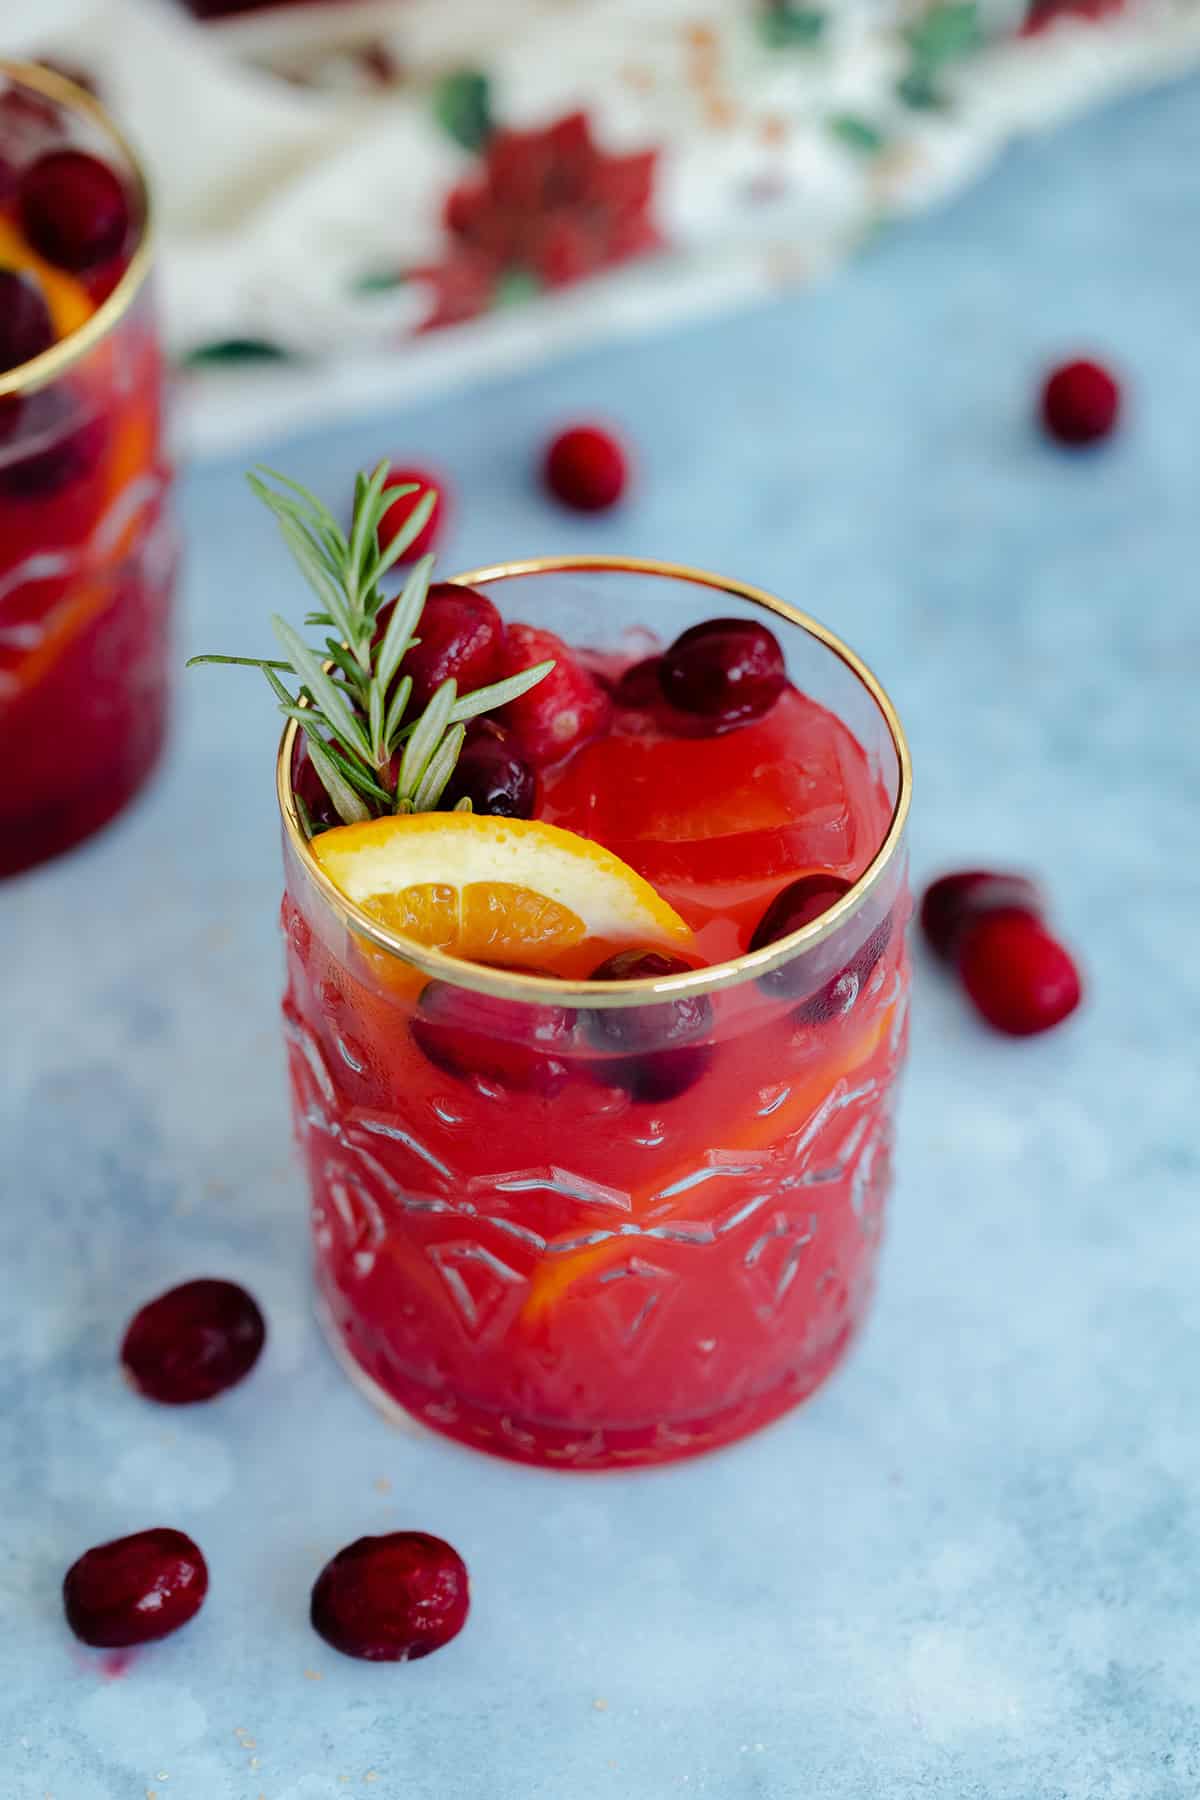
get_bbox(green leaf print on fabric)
[897,2,982,109]
[185,338,292,366]
[492,269,542,309]
[434,70,493,153]
[352,270,408,296]
[760,3,827,49]
[905,1,982,62]
[828,114,887,155]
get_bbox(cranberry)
[0,383,107,499]
[0,269,54,374]
[750,874,893,1018]
[542,424,627,512]
[311,1532,469,1662]
[377,467,446,562]
[121,1278,266,1405]
[585,949,712,1102]
[412,979,576,1093]
[1040,359,1121,446]
[659,618,786,727]
[612,1043,714,1103]
[752,874,850,950]
[440,723,540,818]
[63,1529,208,1649]
[749,873,851,996]
[292,739,345,835]
[612,655,664,709]
[957,910,1082,1036]
[920,870,1044,961]
[794,913,893,1024]
[385,581,502,714]
[497,621,612,767]
[585,949,710,1053]
[20,149,130,272]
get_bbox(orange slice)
[0,217,93,345]
[312,812,694,977]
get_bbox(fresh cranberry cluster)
[64,1276,469,1663]
[921,871,1082,1035]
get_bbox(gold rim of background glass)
[278,556,912,1010]
[0,60,154,401]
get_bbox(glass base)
[315,1285,863,1473]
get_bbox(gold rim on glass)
[0,61,154,401]
[277,555,913,1008]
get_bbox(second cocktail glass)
[0,62,175,877]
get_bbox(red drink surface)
[542,678,886,964]
[283,639,909,1469]
[0,97,174,877]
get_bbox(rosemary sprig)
[187,463,553,831]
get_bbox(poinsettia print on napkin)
[4,0,1198,451]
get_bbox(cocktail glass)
[279,558,911,1469]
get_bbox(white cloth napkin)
[4,0,1199,455]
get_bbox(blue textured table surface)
[5,76,1200,1800]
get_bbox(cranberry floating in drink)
[0,62,175,876]
[192,470,911,1468]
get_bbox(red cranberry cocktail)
[268,544,911,1469]
[0,63,174,876]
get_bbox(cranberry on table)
[63,1528,208,1649]
[659,618,786,728]
[440,723,540,818]
[497,621,612,767]
[920,869,1044,961]
[412,978,576,1094]
[121,1278,266,1405]
[1040,358,1121,446]
[0,269,55,374]
[20,148,130,271]
[311,1531,469,1662]
[957,909,1082,1037]
[383,581,502,714]
[542,424,628,512]
[377,467,446,562]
